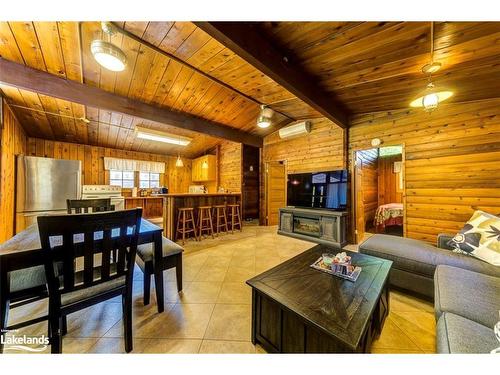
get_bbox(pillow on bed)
[447,210,500,266]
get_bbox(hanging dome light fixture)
[91,22,127,72]
[257,105,274,128]
[175,155,184,168]
[175,133,184,167]
[410,22,453,112]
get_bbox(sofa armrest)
[437,233,455,250]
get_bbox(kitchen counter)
[156,193,241,197]
[124,196,164,199]
[124,196,164,219]
[160,193,242,241]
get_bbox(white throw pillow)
[447,210,500,266]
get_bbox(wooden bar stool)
[212,205,229,236]
[176,207,198,244]
[197,206,215,239]
[227,203,242,233]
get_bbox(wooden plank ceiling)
[0,21,499,156]
[0,21,299,156]
[258,21,500,113]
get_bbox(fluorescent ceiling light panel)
[135,126,192,146]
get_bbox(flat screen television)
[287,170,348,211]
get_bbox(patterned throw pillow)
[447,210,500,266]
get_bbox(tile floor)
[3,226,436,354]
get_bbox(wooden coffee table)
[246,245,392,353]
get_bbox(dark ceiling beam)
[195,22,349,129]
[0,58,263,147]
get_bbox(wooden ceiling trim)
[158,22,197,54]
[0,23,24,63]
[142,22,175,47]
[111,22,294,123]
[0,58,263,147]
[257,22,500,114]
[58,22,83,83]
[195,22,348,128]
[8,22,47,72]
[263,22,363,53]
[33,22,66,78]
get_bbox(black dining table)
[0,218,167,314]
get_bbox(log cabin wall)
[357,148,379,231]
[218,140,242,193]
[263,118,345,173]
[261,117,346,225]
[0,101,27,243]
[25,138,193,193]
[349,98,500,243]
[378,154,403,206]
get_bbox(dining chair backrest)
[66,198,113,214]
[37,209,142,304]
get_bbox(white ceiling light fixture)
[410,22,453,112]
[91,22,127,72]
[257,105,274,128]
[135,126,192,146]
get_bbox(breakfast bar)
[159,193,242,241]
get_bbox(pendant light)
[257,105,274,128]
[175,155,184,168]
[410,22,453,112]
[91,22,127,72]
[175,133,184,167]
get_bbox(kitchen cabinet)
[192,154,216,182]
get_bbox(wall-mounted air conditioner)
[278,121,312,139]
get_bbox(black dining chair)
[66,198,114,214]
[0,265,50,353]
[37,208,142,353]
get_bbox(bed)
[374,203,403,233]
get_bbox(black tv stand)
[278,207,348,248]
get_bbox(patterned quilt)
[374,203,403,230]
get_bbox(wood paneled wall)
[349,98,500,243]
[218,140,242,193]
[263,118,345,173]
[0,101,27,243]
[261,117,346,225]
[378,154,403,206]
[26,138,193,193]
[358,148,378,230]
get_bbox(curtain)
[103,157,165,173]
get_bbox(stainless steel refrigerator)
[16,155,82,232]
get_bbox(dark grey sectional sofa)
[359,234,500,353]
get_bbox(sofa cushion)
[447,210,500,266]
[136,236,183,263]
[437,312,498,353]
[434,265,500,328]
[359,234,500,279]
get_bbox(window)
[379,146,403,157]
[139,172,160,188]
[110,170,135,188]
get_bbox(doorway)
[265,161,286,226]
[242,145,260,223]
[353,145,405,244]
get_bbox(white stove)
[81,185,125,211]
